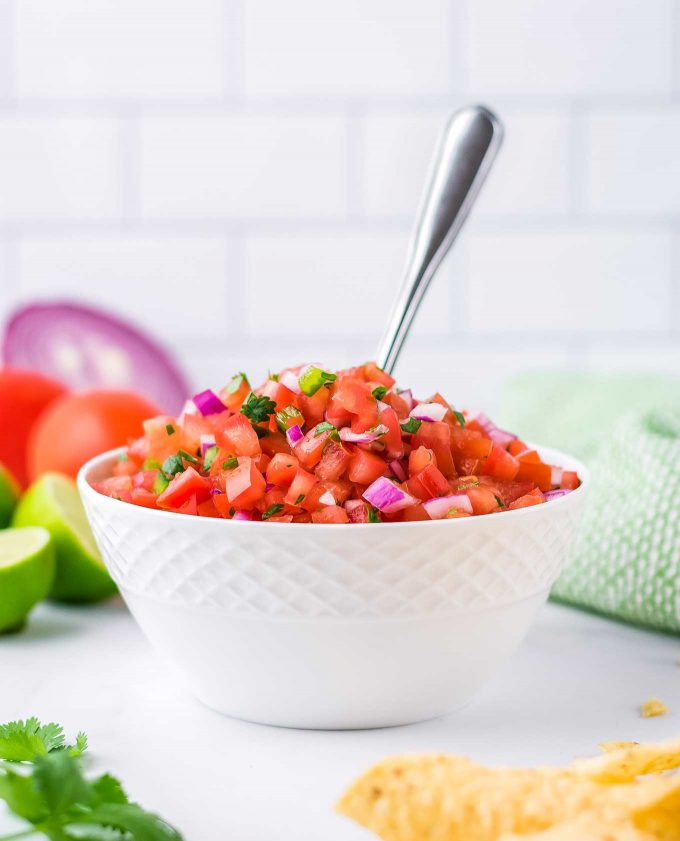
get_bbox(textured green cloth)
[499,372,680,634]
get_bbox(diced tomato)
[296,427,334,469]
[132,469,158,491]
[413,421,455,477]
[561,470,580,491]
[93,475,133,500]
[298,388,330,427]
[219,374,251,411]
[508,439,529,457]
[383,390,410,419]
[363,362,395,387]
[284,467,317,508]
[409,446,435,476]
[325,395,352,428]
[130,488,158,509]
[311,505,350,524]
[348,448,387,485]
[315,439,351,481]
[445,509,472,519]
[417,463,451,498]
[177,495,198,516]
[260,379,298,411]
[157,466,212,510]
[401,503,429,521]
[266,453,299,486]
[335,378,378,431]
[212,493,232,518]
[516,461,552,492]
[450,427,494,461]
[182,410,231,453]
[113,458,138,477]
[217,413,261,457]
[142,415,182,462]
[259,431,291,456]
[267,514,294,523]
[481,446,520,481]
[379,405,404,459]
[322,478,353,504]
[224,458,266,508]
[197,498,221,518]
[466,485,500,515]
[517,448,541,464]
[479,477,534,506]
[509,488,545,510]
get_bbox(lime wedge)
[0,526,55,633]
[0,463,20,528]
[12,472,116,603]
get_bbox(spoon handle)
[375,105,503,374]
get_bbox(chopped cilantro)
[453,410,466,427]
[262,503,284,520]
[241,392,277,424]
[314,421,336,437]
[494,495,505,508]
[447,508,459,517]
[226,372,248,394]
[203,445,218,471]
[267,370,279,382]
[222,456,238,470]
[229,506,235,516]
[141,458,162,470]
[368,507,381,523]
[275,405,304,433]
[253,425,269,439]
[152,472,170,495]
[298,366,337,396]
[178,449,198,464]
[458,480,480,490]
[165,423,175,435]
[161,454,184,477]
[294,494,305,505]
[400,417,422,434]
[371,386,388,400]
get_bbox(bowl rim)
[78,443,590,531]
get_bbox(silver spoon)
[375,105,504,374]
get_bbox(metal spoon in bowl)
[375,105,503,375]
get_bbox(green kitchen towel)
[499,372,680,634]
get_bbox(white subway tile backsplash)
[465,229,672,334]
[242,231,451,338]
[362,109,571,219]
[585,109,680,214]
[243,0,452,97]
[465,0,673,97]
[0,117,121,220]
[139,115,347,219]
[16,236,231,339]
[14,0,225,99]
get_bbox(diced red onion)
[344,499,369,523]
[544,489,571,501]
[376,400,389,413]
[397,388,413,411]
[279,370,302,395]
[192,388,227,416]
[339,424,388,444]
[423,493,473,520]
[265,482,275,492]
[318,490,335,506]
[200,434,216,456]
[363,477,417,514]
[286,424,304,447]
[209,487,222,496]
[389,459,407,482]
[232,509,253,521]
[475,413,517,448]
[550,466,563,486]
[409,402,448,422]
[344,499,364,515]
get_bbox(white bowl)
[78,445,588,730]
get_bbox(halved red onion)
[544,489,571,501]
[397,388,413,411]
[232,509,253,521]
[475,413,517,449]
[318,490,335,506]
[339,424,388,445]
[363,476,417,513]
[550,466,563,486]
[409,402,448,422]
[2,301,190,414]
[423,493,473,520]
[199,434,216,456]
[279,370,302,395]
[286,424,304,447]
[389,459,407,482]
[192,388,226,416]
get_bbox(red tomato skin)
[417,463,451,498]
[322,478,353,504]
[401,503,429,521]
[466,485,500,515]
[295,428,333,470]
[0,368,68,487]
[561,470,580,490]
[413,422,455,477]
[143,415,182,462]
[379,405,404,459]
[224,458,266,508]
[157,466,212,510]
[509,488,545,509]
[515,461,552,492]
[408,446,435,476]
[311,505,350,524]
[481,446,520,482]
[217,413,261,457]
[266,453,299,486]
[260,431,291,456]
[315,439,351,482]
[284,468,318,508]
[28,389,159,482]
[348,449,387,485]
[130,488,159,509]
[297,388,330,427]
[363,363,395,387]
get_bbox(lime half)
[12,472,116,603]
[0,526,55,633]
[0,464,20,528]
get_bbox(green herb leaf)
[294,494,305,505]
[161,455,184,477]
[458,480,480,490]
[152,472,170,496]
[141,458,162,471]
[400,417,422,435]
[222,457,238,471]
[298,366,336,397]
[177,449,198,465]
[368,507,381,523]
[229,507,235,517]
[241,392,277,424]
[447,508,459,517]
[253,425,269,439]
[117,453,129,463]
[202,445,218,471]
[275,405,304,434]
[494,495,505,508]
[165,423,175,436]
[313,421,335,437]
[453,410,466,427]
[226,372,248,394]
[262,504,284,520]
[0,719,65,762]
[371,386,388,400]
[267,370,279,383]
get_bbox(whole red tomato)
[0,368,68,486]
[27,390,159,481]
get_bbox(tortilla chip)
[599,742,640,754]
[641,699,669,719]
[573,739,680,783]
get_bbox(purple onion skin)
[192,389,227,416]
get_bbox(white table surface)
[2,600,679,840]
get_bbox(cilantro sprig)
[0,717,182,841]
[241,392,277,425]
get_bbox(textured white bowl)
[78,445,588,729]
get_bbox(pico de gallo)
[92,362,581,524]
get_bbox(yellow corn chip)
[573,738,680,783]
[641,699,669,719]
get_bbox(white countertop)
[2,600,679,840]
